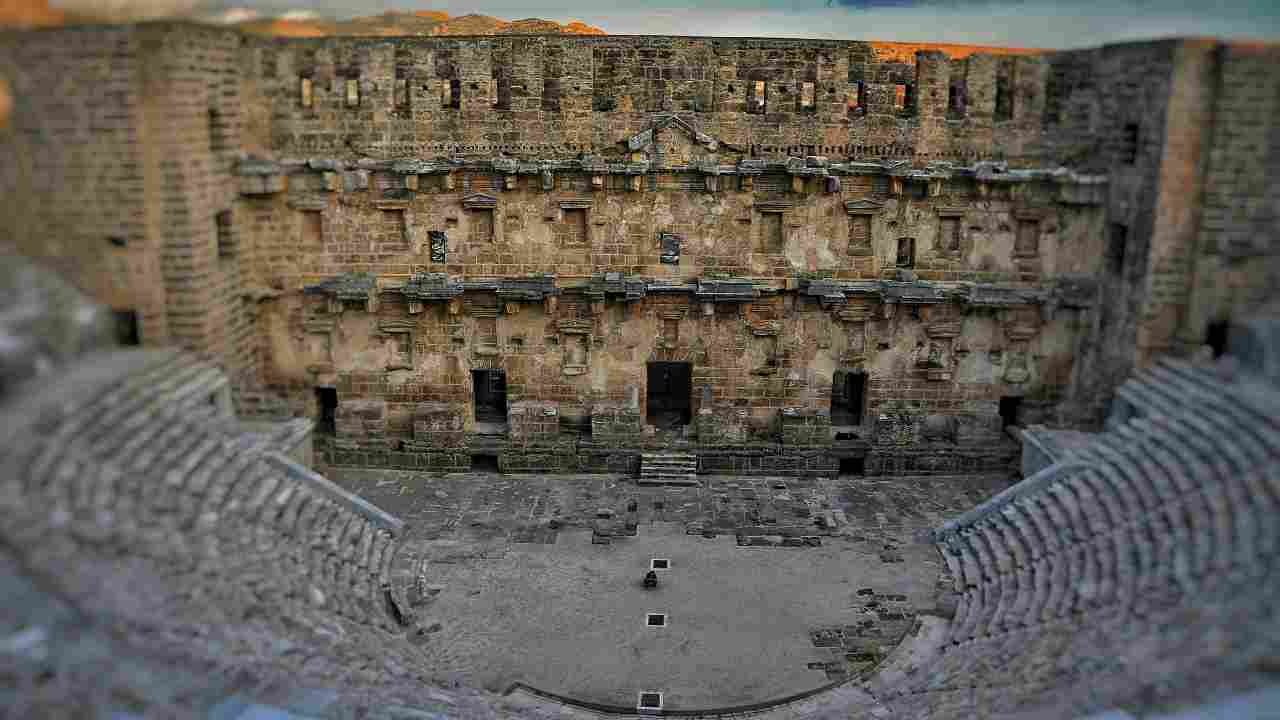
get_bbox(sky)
[55,0,1280,48]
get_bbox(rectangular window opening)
[799,81,816,112]
[896,237,915,268]
[444,78,461,109]
[344,78,360,108]
[542,77,562,112]
[556,208,588,246]
[748,80,767,114]
[315,387,337,435]
[995,73,1012,121]
[646,361,692,429]
[848,214,871,254]
[947,81,967,118]
[208,108,225,154]
[215,210,234,259]
[394,77,410,109]
[493,68,511,110]
[758,212,784,253]
[1121,123,1139,164]
[650,558,670,570]
[382,209,407,250]
[470,208,495,243]
[894,83,914,114]
[1015,219,1040,257]
[300,76,313,108]
[1106,223,1127,275]
[941,217,961,253]
[301,210,322,246]
[847,81,866,116]
[646,613,667,627]
[389,332,412,368]
[114,310,140,347]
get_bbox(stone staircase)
[639,452,699,485]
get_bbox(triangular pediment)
[462,193,498,209]
[622,114,742,170]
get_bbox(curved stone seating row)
[0,350,404,635]
[932,359,1280,650]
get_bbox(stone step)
[637,473,699,486]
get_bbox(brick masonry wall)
[1181,43,1280,348]
[0,24,253,380]
[244,35,1181,171]
[6,25,1278,475]
[507,400,562,446]
[239,168,1102,286]
[0,27,171,345]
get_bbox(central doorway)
[646,361,692,429]
[831,370,866,427]
[472,369,508,425]
[315,387,337,435]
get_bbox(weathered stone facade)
[1,26,1276,477]
[0,233,1276,720]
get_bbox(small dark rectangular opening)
[646,613,667,627]
[947,81,967,118]
[646,362,692,428]
[999,396,1021,429]
[896,237,915,268]
[638,692,662,709]
[839,457,865,476]
[1205,320,1230,359]
[215,210,234,259]
[831,370,866,426]
[747,79,766,114]
[113,310,140,347]
[446,78,461,109]
[1121,123,1139,164]
[848,81,866,116]
[471,454,500,473]
[1106,223,1128,275]
[472,369,508,423]
[995,73,1012,120]
[316,387,337,435]
[651,558,670,570]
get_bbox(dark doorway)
[1205,320,1230,359]
[470,454,500,473]
[315,387,337,435]
[646,362,692,428]
[831,371,866,426]
[114,310,140,347]
[839,457,865,477]
[999,396,1022,429]
[472,369,508,424]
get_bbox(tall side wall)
[1180,43,1280,347]
[0,24,254,376]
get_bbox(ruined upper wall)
[244,34,1181,171]
[0,22,254,373]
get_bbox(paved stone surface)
[327,469,1012,708]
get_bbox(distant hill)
[0,0,66,29]
[236,10,606,38]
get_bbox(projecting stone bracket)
[304,273,379,313]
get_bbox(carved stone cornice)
[845,198,886,215]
